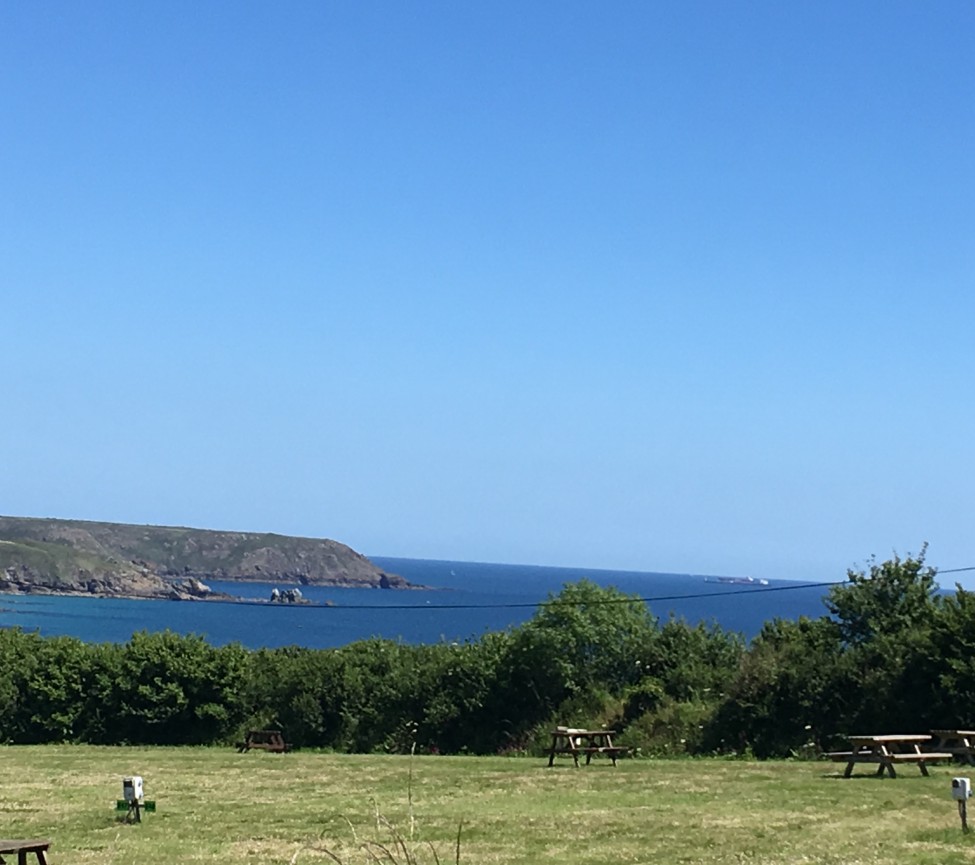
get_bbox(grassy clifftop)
[0,516,410,596]
[1,745,966,865]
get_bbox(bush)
[616,698,716,757]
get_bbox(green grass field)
[3,746,975,864]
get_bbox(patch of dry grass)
[2,746,975,864]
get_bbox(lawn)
[2,745,975,864]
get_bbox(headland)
[0,515,415,601]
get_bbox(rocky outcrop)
[0,559,233,601]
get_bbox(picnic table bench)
[825,734,952,778]
[236,729,292,753]
[0,838,50,865]
[930,729,975,765]
[546,728,628,767]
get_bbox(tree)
[825,545,941,647]
[923,587,975,725]
[241,645,347,749]
[520,579,658,694]
[705,616,847,757]
[113,631,248,744]
[476,580,660,747]
[647,616,743,703]
[821,546,943,731]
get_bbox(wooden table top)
[848,734,932,744]
[552,729,615,736]
[0,839,50,852]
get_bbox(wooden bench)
[236,729,292,753]
[825,751,858,761]
[890,752,953,763]
[825,750,952,764]
[0,838,50,865]
[579,746,628,765]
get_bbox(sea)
[0,557,835,649]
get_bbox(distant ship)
[705,576,770,587]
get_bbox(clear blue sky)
[3,2,972,585]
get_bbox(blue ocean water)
[0,557,833,649]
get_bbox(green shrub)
[616,697,717,757]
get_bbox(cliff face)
[0,516,411,599]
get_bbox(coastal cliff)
[0,516,411,600]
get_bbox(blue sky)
[2,2,973,585]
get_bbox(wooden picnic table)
[236,729,292,753]
[826,734,952,778]
[0,838,50,865]
[547,728,627,767]
[930,729,975,765]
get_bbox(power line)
[238,579,845,611]
[225,565,975,612]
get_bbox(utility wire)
[236,578,847,611]
[234,564,975,611]
[326,581,847,610]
